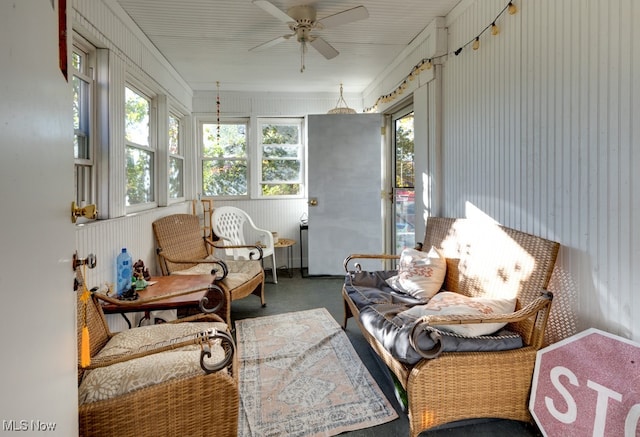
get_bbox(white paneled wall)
[72,0,192,106]
[439,0,640,340]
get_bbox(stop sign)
[530,328,640,436]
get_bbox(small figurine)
[133,259,151,290]
[133,259,151,280]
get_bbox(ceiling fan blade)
[249,35,288,52]
[310,37,339,60]
[318,5,369,29]
[252,0,294,23]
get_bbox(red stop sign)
[530,328,640,436]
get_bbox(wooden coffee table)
[101,275,221,328]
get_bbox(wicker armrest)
[170,312,226,324]
[414,292,553,328]
[410,292,553,356]
[156,250,229,280]
[343,253,400,273]
[85,326,235,374]
[206,237,264,261]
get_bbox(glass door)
[392,107,415,253]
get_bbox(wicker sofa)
[342,217,563,436]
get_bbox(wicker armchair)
[152,214,266,325]
[343,217,574,436]
[76,270,239,437]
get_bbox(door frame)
[389,103,415,255]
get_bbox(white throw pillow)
[404,291,517,336]
[386,246,446,301]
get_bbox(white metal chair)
[212,206,278,283]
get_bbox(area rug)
[236,307,398,437]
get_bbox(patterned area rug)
[236,308,398,437]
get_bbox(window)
[72,39,95,209]
[258,118,304,197]
[125,86,155,206]
[200,120,248,197]
[168,113,184,199]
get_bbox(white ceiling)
[114,0,460,94]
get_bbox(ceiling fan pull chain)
[300,41,306,73]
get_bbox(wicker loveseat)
[76,268,239,437]
[342,217,564,436]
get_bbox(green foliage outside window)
[202,123,248,196]
[168,115,183,198]
[125,87,152,205]
[126,147,153,204]
[261,123,302,196]
[169,157,183,198]
[395,113,415,188]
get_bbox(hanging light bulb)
[508,2,518,15]
[472,37,480,51]
[491,22,500,35]
[426,59,433,70]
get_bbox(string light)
[363,0,521,112]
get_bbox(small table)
[274,238,295,278]
[101,275,217,328]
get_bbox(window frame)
[199,117,250,199]
[71,35,97,216]
[124,83,157,212]
[255,117,305,199]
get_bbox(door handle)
[308,198,318,206]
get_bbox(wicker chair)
[152,214,266,325]
[343,217,574,436]
[76,270,239,437]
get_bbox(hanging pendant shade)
[327,83,357,114]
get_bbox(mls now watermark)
[3,420,57,432]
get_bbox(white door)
[307,114,384,275]
[0,2,77,433]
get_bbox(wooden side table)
[101,275,228,327]
[273,238,295,278]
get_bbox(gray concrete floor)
[230,270,543,437]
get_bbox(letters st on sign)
[530,328,640,437]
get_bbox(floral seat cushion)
[78,322,228,404]
[172,258,262,290]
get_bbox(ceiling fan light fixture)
[328,83,357,114]
[251,1,368,72]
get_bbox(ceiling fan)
[250,1,369,72]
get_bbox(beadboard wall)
[434,0,640,340]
